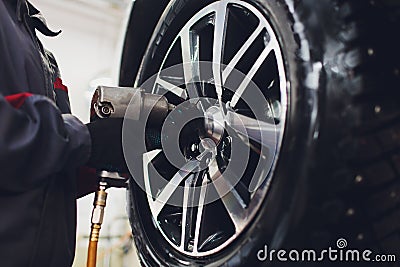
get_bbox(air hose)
[86,181,108,267]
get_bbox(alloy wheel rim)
[139,0,288,257]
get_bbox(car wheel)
[121,0,400,266]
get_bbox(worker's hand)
[86,118,127,171]
[85,117,162,172]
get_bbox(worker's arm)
[0,92,91,193]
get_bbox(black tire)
[121,0,400,266]
[119,0,170,87]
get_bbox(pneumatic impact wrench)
[86,86,173,267]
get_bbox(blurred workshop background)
[34,0,139,266]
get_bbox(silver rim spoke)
[222,22,263,83]
[152,168,189,217]
[180,171,208,253]
[230,40,277,108]
[212,1,228,103]
[208,159,247,233]
[144,151,199,218]
[156,76,188,99]
[226,110,278,150]
[143,149,162,217]
[144,145,215,219]
[180,174,193,250]
[181,28,201,99]
[193,174,208,253]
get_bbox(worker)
[0,0,125,266]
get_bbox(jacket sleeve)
[0,92,91,193]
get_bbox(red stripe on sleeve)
[54,77,68,93]
[5,93,33,109]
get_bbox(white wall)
[35,0,127,122]
[33,0,140,266]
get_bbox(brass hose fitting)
[87,181,108,267]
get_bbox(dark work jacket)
[0,0,91,266]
